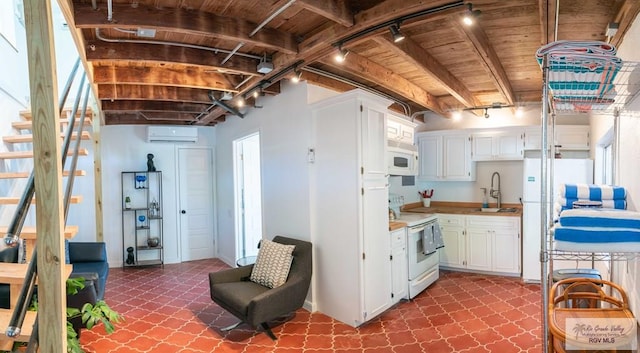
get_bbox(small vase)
[422,198,431,207]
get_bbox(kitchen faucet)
[490,172,501,208]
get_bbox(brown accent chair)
[208,236,312,339]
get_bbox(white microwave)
[388,141,419,176]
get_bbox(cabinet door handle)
[181,210,186,214]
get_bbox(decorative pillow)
[249,239,295,288]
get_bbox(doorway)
[234,132,263,259]
[178,147,215,261]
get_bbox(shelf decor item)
[121,171,163,268]
[419,189,434,207]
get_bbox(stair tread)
[3,131,92,143]
[0,196,82,205]
[0,226,78,239]
[0,148,88,159]
[20,107,93,120]
[0,309,35,342]
[0,170,86,179]
[12,118,93,130]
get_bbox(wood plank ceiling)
[57,0,640,126]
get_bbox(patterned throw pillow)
[249,239,295,288]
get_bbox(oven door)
[407,223,439,280]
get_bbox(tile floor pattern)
[81,259,543,352]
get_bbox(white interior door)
[178,147,215,261]
[234,133,263,258]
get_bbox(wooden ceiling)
[57,0,640,126]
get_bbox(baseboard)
[303,299,316,312]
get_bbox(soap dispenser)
[481,188,489,208]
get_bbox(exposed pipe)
[235,75,254,90]
[250,0,296,37]
[221,42,246,65]
[107,0,113,22]
[94,28,262,60]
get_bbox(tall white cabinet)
[311,89,392,327]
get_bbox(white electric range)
[395,212,441,298]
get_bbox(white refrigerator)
[522,158,593,282]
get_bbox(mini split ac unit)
[147,126,198,143]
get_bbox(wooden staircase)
[0,107,92,349]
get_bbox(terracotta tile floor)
[81,260,543,352]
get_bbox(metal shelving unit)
[121,171,164,268]
[539,49,640,352]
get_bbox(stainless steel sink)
[497,208,518,213]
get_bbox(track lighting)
[452,110,462,121]
[462,3,481,26]
[236,96,246,107]
[334,46,349,63]
[389,24,405,43]
[291,69,302,83]
[484,108,490,119]
[515,106,524,118]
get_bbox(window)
[595,127,614,185]
[0,0,17,49]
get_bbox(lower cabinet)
[390,228,408,303]
[438,214,520,275]
[438,214,465,268]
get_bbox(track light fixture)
[236,96,246,107]
[389,24,405,43]
[462,3,481,26]
[334,45,349,63]
[483,108,490,119]
[291,69,302,83]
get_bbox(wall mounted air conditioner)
[147,126,198,143]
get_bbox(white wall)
[100,125,215,266]
[600,15,640,320]
[214,81,319,266]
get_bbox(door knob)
[181,210,186,214]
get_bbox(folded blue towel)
[560,184,626,201]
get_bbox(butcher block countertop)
[389,221,407,231]
[401,201,523,217]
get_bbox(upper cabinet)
[554,125,590,150]
[471,128,523,161]
[417,131,475,181]
[523,125,590,151]
[387,114,417,145]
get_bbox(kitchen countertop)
[389,221,407,231]
[401,201,523,217]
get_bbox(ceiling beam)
[296,0,354,27]
[101,100,210,113]
[73,2,298,54]
[98,85,211,103]
[538,0,558,45]
[104,112,203,125]
[373,36,482,109]
[610,0,640,48]
[322,52,445,115]
[86,41,258,77]
[193,106,227,126]
[458,21,516,106]
[300,70,356,93]
[93,66,236,91]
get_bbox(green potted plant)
[15,277,122,353]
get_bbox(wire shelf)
[544,60,640,115]
[546,249,640,261]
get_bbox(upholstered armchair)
[209,236,312,339]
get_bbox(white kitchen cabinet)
[390,228,408,303]
[387,114,417,145]
[437,214,520,275]
[466,215,520,275]
[523,125,589,151]
[471,128,523,161]
[555,125,590,150]
[437,214,465,269]
[523,126,551,151]
[311,89,393,327]
[417,131,475,181]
